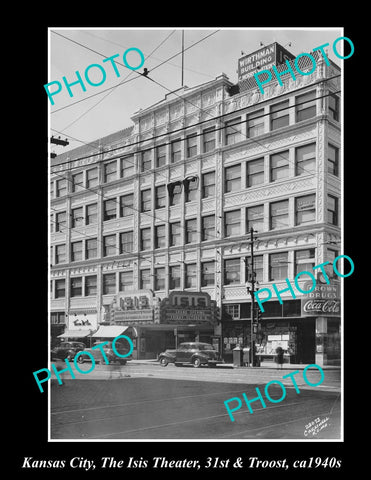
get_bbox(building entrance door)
[295,319,315,364]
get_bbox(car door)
[176,344,190,363]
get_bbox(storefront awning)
[58,329,92,338]
[91,325,129,338]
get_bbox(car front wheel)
[192,357,202,368]
[159,357,169,367]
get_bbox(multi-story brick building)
[50,42,341,365]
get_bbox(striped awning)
[91,325,129,338]
[58,329,92,338]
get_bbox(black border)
[13,18,363,477]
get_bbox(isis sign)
[160,291,218,325]
[301,282,340,317]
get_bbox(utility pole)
[249,226,256,368]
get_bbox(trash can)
[232,346,243,367]
[242,347,250,366]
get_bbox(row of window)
[51,144,339,233]
[52,194,339,264]
[51,248,339,299]
[50,91,340,199]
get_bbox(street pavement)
[50,361,341,440]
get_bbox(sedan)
[158,342,223,368]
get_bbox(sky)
[48,27,343,156]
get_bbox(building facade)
[50,44,341,365]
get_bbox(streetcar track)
[85,400,328,439]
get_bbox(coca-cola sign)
[301,299,340,316]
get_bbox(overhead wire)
[49,29,220,114]
[49,33,341,274]
[59,30,177,132]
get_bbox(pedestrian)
[275,346,284,370]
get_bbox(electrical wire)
[49,29,220,114]
[60,30,177,132]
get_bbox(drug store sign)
[301,282,340,316]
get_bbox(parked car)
[158,342,223,368]
[51,341,86,361]
[75,341,130,365]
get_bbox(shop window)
[103,199,117,221]
[155,185,166,209]
[296,143,316,176]
[141,189,151,212]
[71,207,84,228]
[270,200,289,230]
[103,234,116,257]
[171,139,182,163]
[169,222,181,246]
[185,263,197,288]
[140,269,151,290]
[86,238,98,259]
[50,181,55,199]
[187,134,198,158]
[223,304,240,320]
[224,258,240,285]
[202,171,215,198]
[103,273,116,295]
[327,195,339,225]
[86,168,98,188]
[54,279,65,299]
[247,158,264,187]
[269,252,288,281]
[55,211,66,232]
[328,94,340,121]
[154,267,166,290]
[201,215,215,241]
[247,109,264,137]
[120,193,134,217]
[120,156,135,178]
[201,261,215,287]
[245,255,263,283]
[283,300,301,317]
[270,150,289,182]
[225,210,241,237]
[185,218,197,244]
[169,182,182,206]
[294,249,316,276]
[296,90,316,122]
[270,100,289,130]
[71,172,84,193]
[225,164,241,192]
[225,117,242,145]
[141,149,152,172]
[86,203,97,225]
[203,127,216,153]
[169,265,181,289]
[104,160,117,183]
[140,228,151,251]
[295,194,316,225]
[70,277,83,297]
[156,145,167,167]
[155,225,166,249]
[85,275,97,296]
[56,178,67,197]
[120,231,133,254]
[185,177,198,203]
[119,271,133,291]
[71,241,83,262]
[246,205,264,233]
[55,244,66,264]
[328,144,339,176]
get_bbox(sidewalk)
[128,359,341,370]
